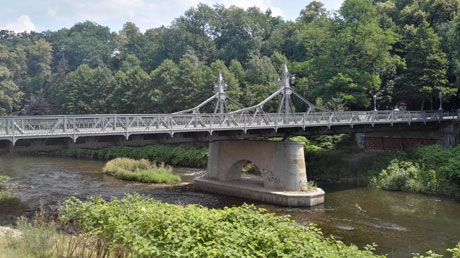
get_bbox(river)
[1,155,459,257]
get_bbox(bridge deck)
[0,111,456,144]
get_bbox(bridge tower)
[195,65,325,207]
[174,72,243,114]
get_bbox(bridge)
[1,65,458,206]
[1,66,456,146]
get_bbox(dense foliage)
[0,175,24,224]
[52,144,208,168]
[103,158,180,184]
[370,145,460,197]
[2,0,460,116]
[59,193,382,258]
[0,175,19,206]
[302,135,460,197]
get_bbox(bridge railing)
[0,111,456,142]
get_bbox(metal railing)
[0,110,456,144]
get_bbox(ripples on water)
[0,155,459,258]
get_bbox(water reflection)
[0,155,459,258]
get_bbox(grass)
[102,158,181,184]
[47,144,208,168]
[369,145,460,197]
[1,216,132,258]
[59,193,383,258]
[0,175,25,224]
[0,195,458,258]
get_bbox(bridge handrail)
[0,110,456,143]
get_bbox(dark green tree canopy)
[1,0,459,115]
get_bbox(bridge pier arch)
[195,140,325,207]
[0,140,14,154]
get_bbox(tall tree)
[109,66,150,113]
[54,64,113,114]
[0,66,23,116]
[448,14,460,91]
[300,0,400,109]
[0,45,24,115]
[148,59,180,113]
[398,20,453,109]
[298,1,327,24]
[46,21,115,71]
[22,39,52,99]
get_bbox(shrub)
[1,217,132,258]
[370,145,460,197]
[54,144,208,168]
[103,158,180,184]
[448,242,460,258]
[0,175,22,207]
[0,175,25,224]
[60,194,382,258]
[370,160,422,191]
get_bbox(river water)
[1,155,459,258]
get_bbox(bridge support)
[194,140,324,206]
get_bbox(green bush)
[370,145,460,197]
[309,134,351,151]
[60,194,382,258]
[4,217,57,258]
[54,144,208,168]
[448,242,460,258]
[0,175,10,183]
[1,217,132,258]
[412,242,460,258]
[0,175,21,206]
[103,158,180,184]
[0,175,25,224]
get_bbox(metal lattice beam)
[230,64,329,117]
[173,73,244,114]
[0,111,455,145]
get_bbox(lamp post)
[373,95,377,111]
[290,76,296,86]
[438,91,443,112]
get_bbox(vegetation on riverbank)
[0,176,19,206]
[0,176,24,224]
[370,145,460,197]
[103,158,180,184]
[58,193,381,258]
[1,210,131,258]
[1,196,459,258]
[302,134,460,198]
[52,144,208,168]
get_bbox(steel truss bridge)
[0,65,457,145]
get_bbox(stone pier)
[194,140,324,206]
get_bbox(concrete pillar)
[273,141,307,191]
[198,139,324,207]
[7,141,14,153]
[206,140,307,191]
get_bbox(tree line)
[1,0,460,116]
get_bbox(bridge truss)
[0,65,457,145]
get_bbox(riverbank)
[0,176,25,225]
[43,144,208,168]
[305,139,460,199]
[27,135,460,198]
[1,155,459,256]
[1,194,382,258]
[1,194,459,258]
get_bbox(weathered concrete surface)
[206,140,307,191]
[355,122,460,150]
[195,177,325,207]
[197,140,324,207]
